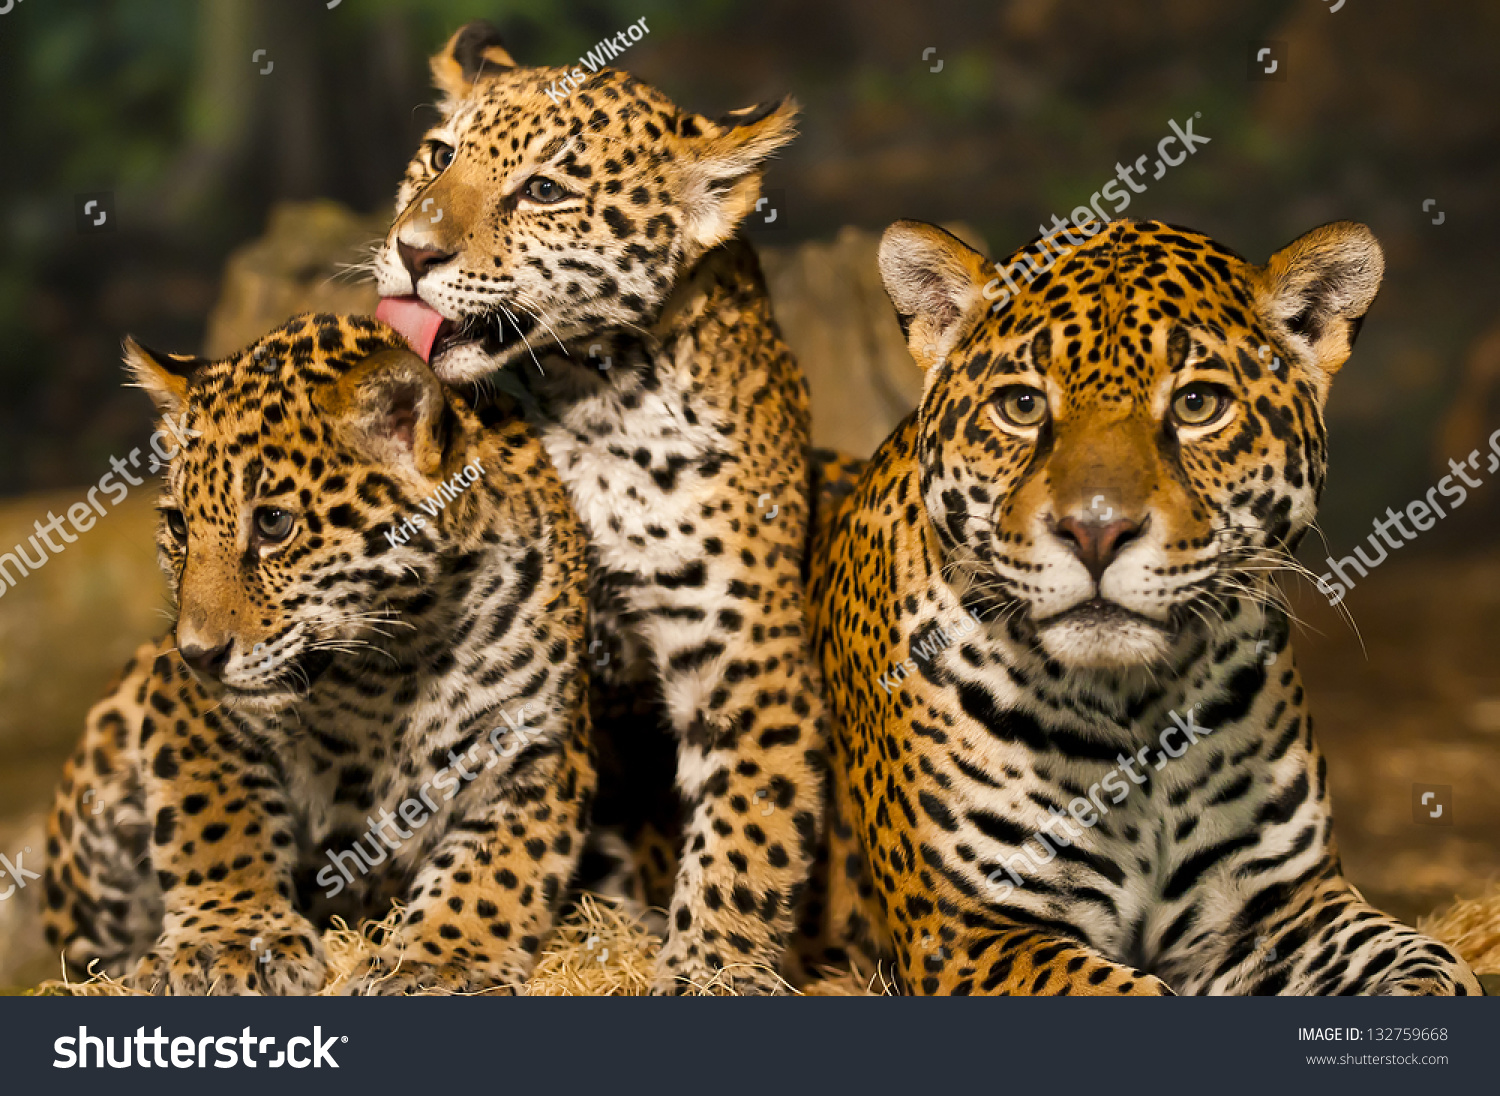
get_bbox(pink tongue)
[375,297,446,363]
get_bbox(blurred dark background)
[0,0,1497,983]
[2,0,1498,536]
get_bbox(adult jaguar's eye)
[523,177,567,204]
[430,142,455,171]
[163,509,188,540]
[993,386,1049,429]
[255,507,295,542]
[1172,383,1230,427]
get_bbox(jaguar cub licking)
[373,23,826,993]
[806,218,1482,996]
[43,313,593,995]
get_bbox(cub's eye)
[993,386,1049,429]
[255,507,295,542]
[522,177,567,204]
[430,142,455,171]
[1171,383,1231,427]
[163,509,188,540]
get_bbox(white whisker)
[496,303,545,377]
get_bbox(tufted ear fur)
[320,349,459,479]
[1253,221,1384,383]
[674,98,799,257]
[123,337,208,417]
[877,220,993,378]
[430,21,516,100]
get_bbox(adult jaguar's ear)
[322,349,456,479]
[877,220,992,378]
[674,97,799,256]
[430,21,516,100]
[1254,221,1384,385]
[123,337,207,417]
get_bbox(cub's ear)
[1253,221,1384,382]
[123,337,207,417]
[430,21,516,100]
[877,220,993,377]
[674,97,799,256]
[320,349,456,479]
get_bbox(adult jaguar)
[372,22,826,993]
[803,216,1483,996]
[43,314,594,994]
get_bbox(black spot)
[153,807,177,845]
[152,745,179,779]
[603,206,636,239]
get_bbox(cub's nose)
[397,240,456,284]
[179,638,233,680]
[1053,514,1146,583]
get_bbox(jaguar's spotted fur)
[43,314,594,995]
[803,218,1482,997]
[372,23,827,993]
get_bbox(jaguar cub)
[372,22,827,993]
[806,218,1482,996]
[43,313,593,995]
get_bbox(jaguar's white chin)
[430,339,518,384]
[200,678,304,716]
[1034,599,1173,669]
[1038,619,1172,669]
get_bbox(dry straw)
[33,893,888,997]
[34,884,1497,996]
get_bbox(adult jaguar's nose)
[1053,513,1147,583]
[397,240,456,285]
